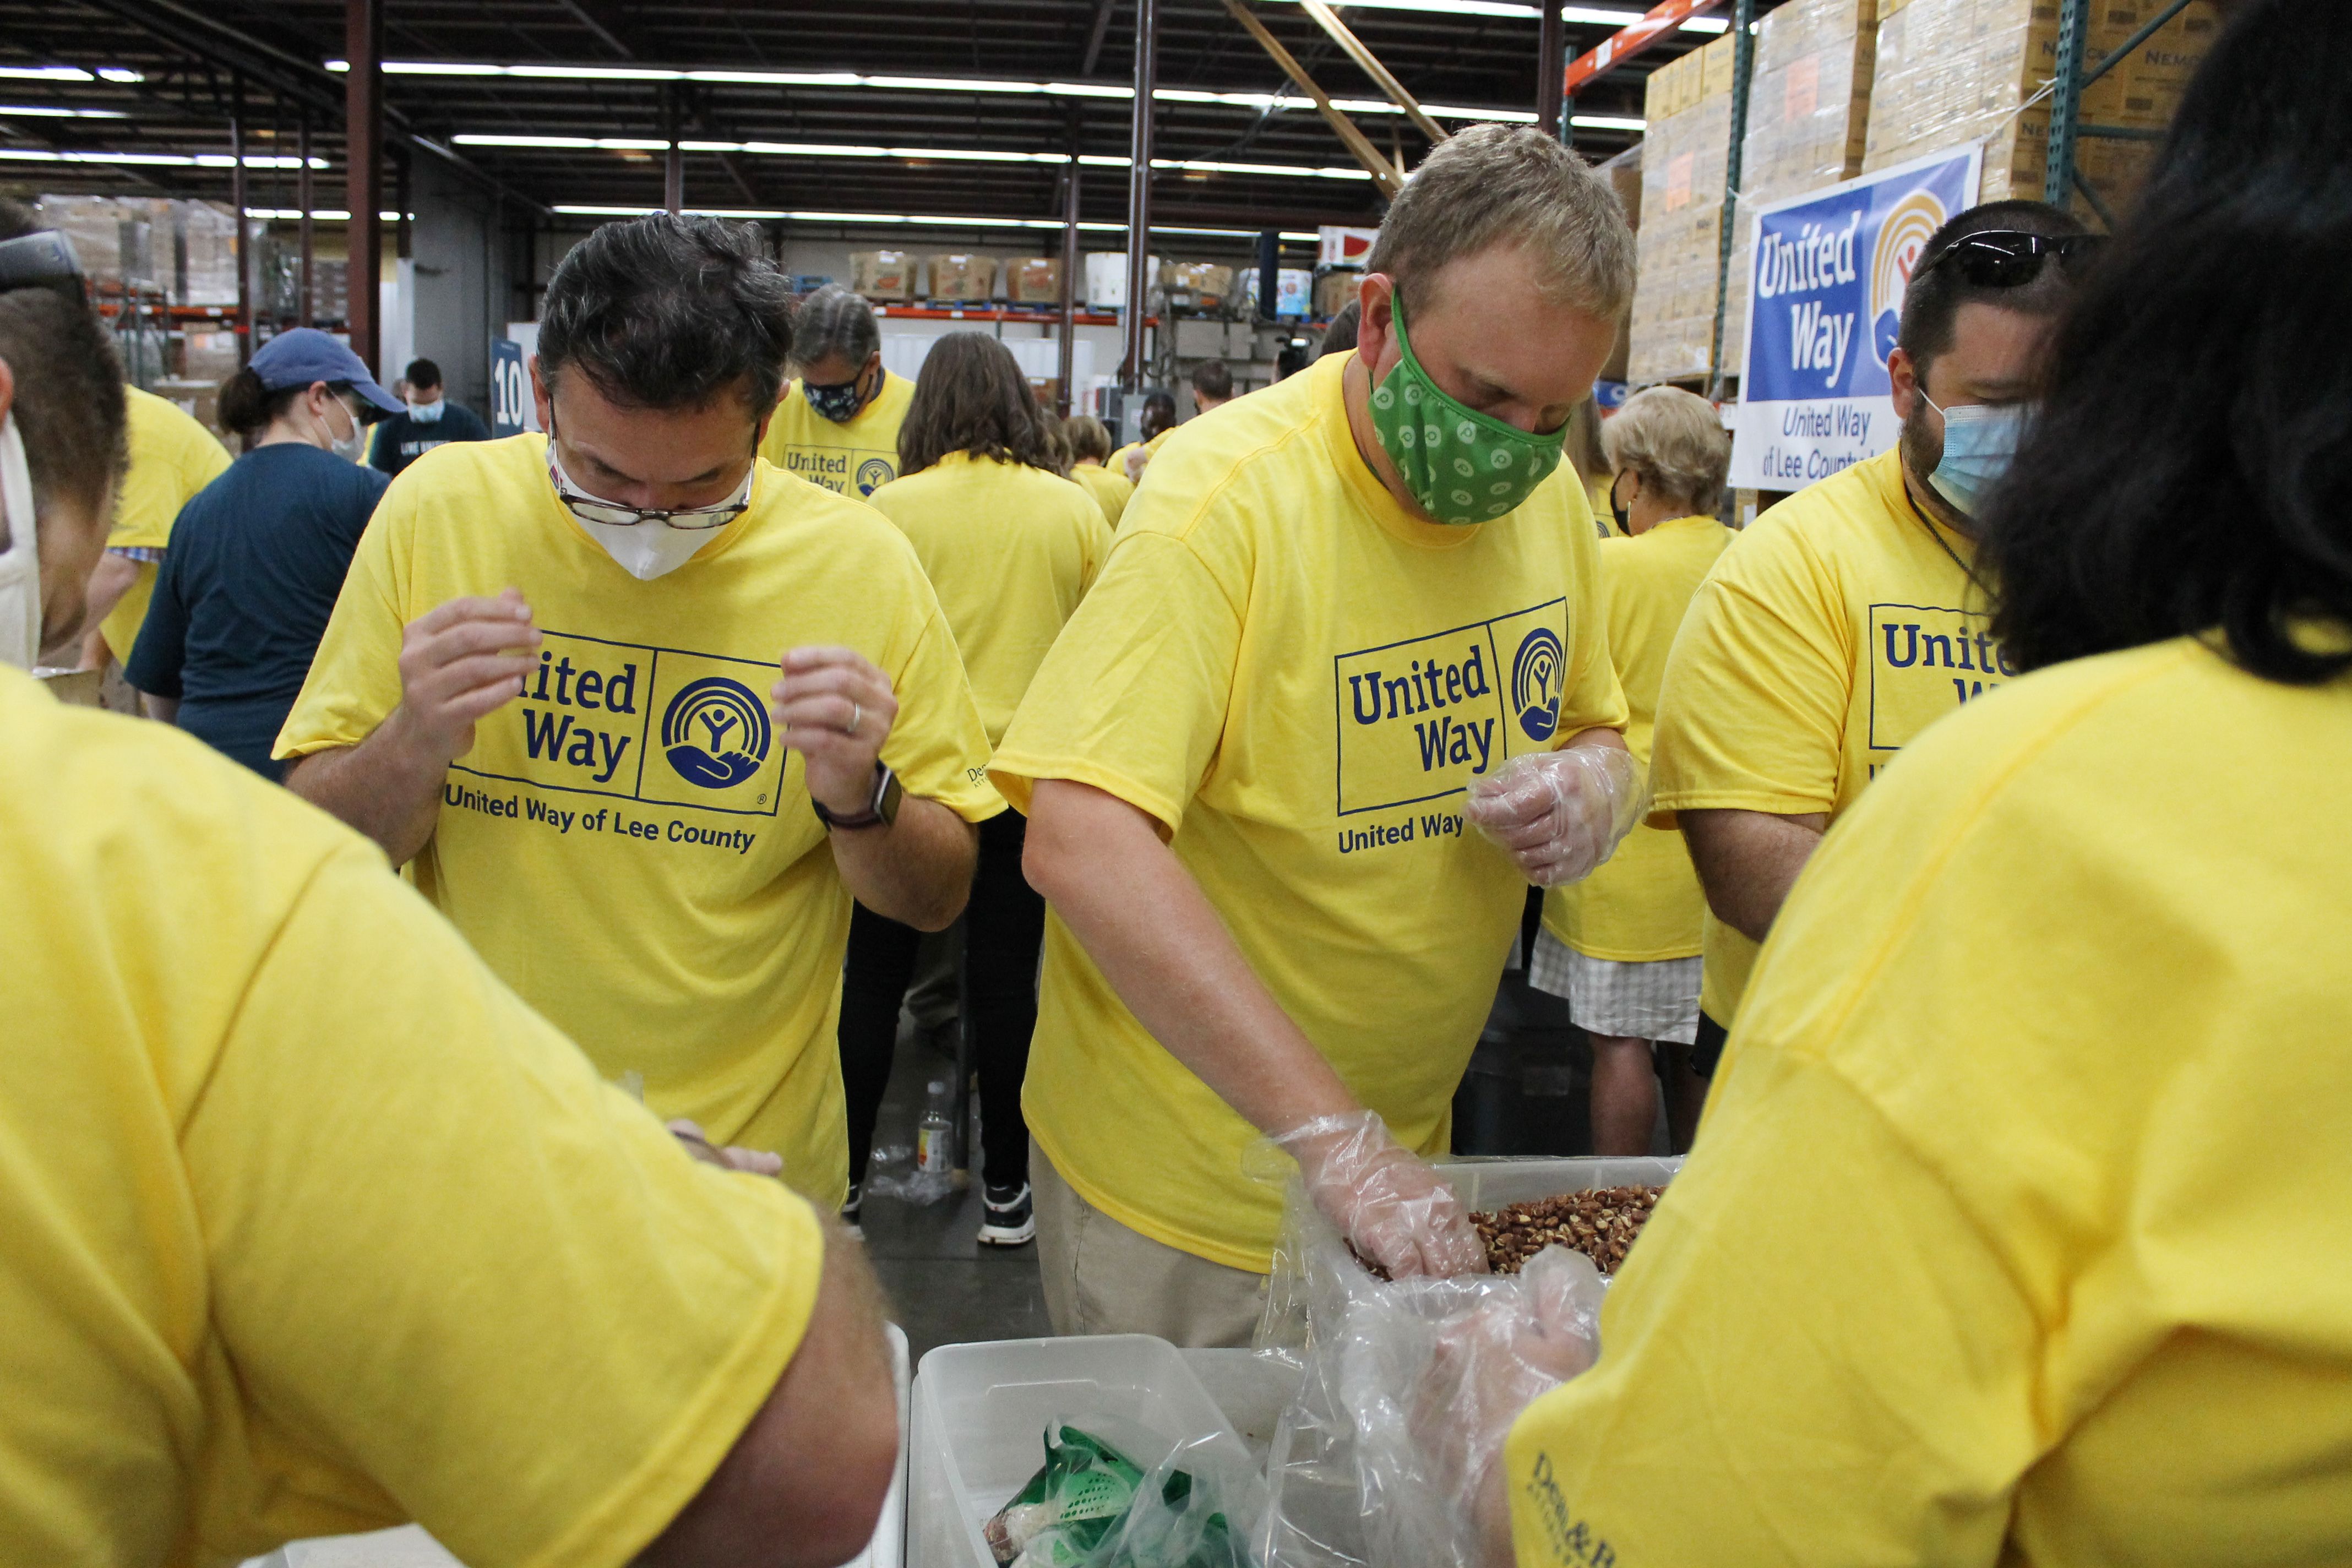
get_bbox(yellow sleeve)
[274,500,409,760]
[1076,486,1114,597]
[1648,527,1845,822]
[1554,481,1631,746]
[187,836,823,1567]
[1504,1049,2034,1568]
[989,529,1242,831]
[883,602,1008,823]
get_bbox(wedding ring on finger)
[845,699,862,736]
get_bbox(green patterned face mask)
[1366,296,1568,525]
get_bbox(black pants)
[839,810,1044,1194]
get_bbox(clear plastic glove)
[667,1118,785,1178]
[1405,1246,1607,1568]
[1463,743,1644,888]
[1272,1112,1489,1280]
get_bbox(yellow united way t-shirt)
[1069,460,1133,530]
[1,667,823,1568]
[1545,513,1734,962]
[868,452,1110,747]
[758,369,915,498]
[278,435,1001,1202]
[1648,448,1995,1023]
[1509,636,2352,1568]
[992,351,1628,1272]
[102,384,233,662]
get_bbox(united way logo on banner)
[1730,146,1982,490]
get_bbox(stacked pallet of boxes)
[1626,36,1736,385]
[1863,0,2220,220]
[1720,0,1879,371]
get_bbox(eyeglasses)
[1916,230,2105,290]
[0,230,88,305]
[545,408,753,530]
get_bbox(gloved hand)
[1273,1112,1488,1280]
[1463,743,1644,888]
[1406,1246,1608,1568]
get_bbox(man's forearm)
[827,796,976,932]
[282,709,451,867]
[1679,807,1827,944]
[1023,778,1358,1135]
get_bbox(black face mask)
[804,363,876,424]
[1607,472,1632,535]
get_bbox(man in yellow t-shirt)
[79,383,231,670]
[757,283,914,498]
[1650,199,2088,1071]
[279,216,1000,1205]
[0,247,897,1568]
[1530,387,1732,1156]
[992,126,1639,1347]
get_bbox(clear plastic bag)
[986,1418,1262,1568]
[1253,1175,1609,1568]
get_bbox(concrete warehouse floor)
[858,1023,1055,1361]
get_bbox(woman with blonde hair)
[841,333,1112,1246]
[1528,383,1732,1155]
[1060,411,1131,529]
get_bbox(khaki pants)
[1032,1149,1268,1348]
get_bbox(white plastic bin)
[910,1333,1257,1568]
[1432,1154,1681,1214]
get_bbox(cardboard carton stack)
[1863,0,2220,220]
[1627,35,1737,384]
[1722,0,1879,364]
[1007,258,1063,304]
[925,253,996,303]
[850,250,917,302]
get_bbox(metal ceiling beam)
[1081,0,1120,76]
[556,0,638,60]
[1294,1,1447,148]
[1220,0,1400,196]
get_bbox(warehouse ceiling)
[0,1,1777,246]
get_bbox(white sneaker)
[978,1182,1036,1247]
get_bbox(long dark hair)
[896,333,1062,477]
[1980,0,2352,684]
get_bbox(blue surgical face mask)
[1920,394,2030,516]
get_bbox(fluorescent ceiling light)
[0,104,129,118]
[0,147,325,167]
[460,133,1370,181]
[551,203,1321,242]
[1571,113,1647,130]
[244,209,411,221]
[98,68,144,83]
[329,60,1560,121]
[0,64,92,80]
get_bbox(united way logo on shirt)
[1511,627,1564,741]
[1865,601,2009,757]
[452,629,787,817]
[662,676,771,788]
[1331,599,1567,820]
[856,456,897,496]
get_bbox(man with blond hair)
[992,124,1642,1345]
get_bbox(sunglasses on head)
[1917,230,2105,290]
[0,230,88,306]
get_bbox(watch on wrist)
[812,762,902,831]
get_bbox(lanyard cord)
[1903,482,1994,613]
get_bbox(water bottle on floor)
[916,1079,954,1178]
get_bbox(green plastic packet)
[984,1425,1145,1567]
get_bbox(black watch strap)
[813,763,901,831]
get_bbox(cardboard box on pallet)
[1006,258,1063,304]
[850,250,917,302]
[925,253,997,303]
[1863,0,2220,219]
[1627,36,1737,384]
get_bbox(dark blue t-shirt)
[368,400,491,478]
[126,442,390,780]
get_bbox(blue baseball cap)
[248,328,404,416]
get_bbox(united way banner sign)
[1730,146,1982,489]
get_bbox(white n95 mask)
[547,435,750,582]
[0,415,42,671]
